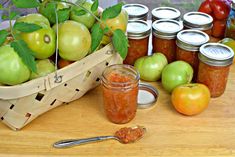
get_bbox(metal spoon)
[53,126,146,148]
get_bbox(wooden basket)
[0,44,122,130]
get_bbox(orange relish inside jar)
[183,12,213,36]
[176,29,209,81]
[197,43,234,98]
[101,64,140,124]
[152,19,183,63]
[124,20,151,65]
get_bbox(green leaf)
[0,30,9,46]
[13,22,42,33]
[57,8,70,23]
[72,9,86,16]
[12,0,40,8]
[40,2,70,24]
[103,27,109,34]
[2,15,8,20]
[0,4,3,8]
[10,40,37,73]
[112,29,128,59]
[9,11,19,20]
[91,23,104,52]
[102,2,124,20]
[91,0,99,12]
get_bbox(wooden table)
[0,65,234,157]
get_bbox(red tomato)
[58,58,74,69]
[212,19,227,38]
[171,83,211,116]
[210,0,231,20]
[198,0,213,15]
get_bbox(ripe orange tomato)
[171,83,211,116]
[58,58,73,69]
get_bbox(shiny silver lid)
[176,29,209,51]
[123,4,149,20]
[152,19,183,39]
[138,83,159,109]
[199,43,234,66]
[183,12,213,30]
[151,7,181,21]
[127,20,151,39]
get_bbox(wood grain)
[0,65,234,157]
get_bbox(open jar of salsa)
[122,4,149,21]
[101,64,140,124]
[152,19,183,63]
[151,7,181,22]
[183,12,213,36]
[124,20,151,65]
[176,29,209,80]
[197,43,234,98]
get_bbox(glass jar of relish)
[151,7,181,22]
[124,20,151,65]
[101,64,140,124]
[152,19,183,63]
[122,4,149,21]
[183,12,213,36]
[225,0,235,39]
[197,43,234,98]
[176,30,209,80]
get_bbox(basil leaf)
[0,4,3,9]
[57,8,70,23]
[9,11,19,20]
[112,29,128,59]
[10,40,37,73]
[1,15,8,20]
[102,2,124,20]
[91,0,99,12]
[91,23,104,52]
[0,30,9,46]
[13,22,42,33]
[12,0,40,8]
[72,9,87,16]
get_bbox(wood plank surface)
[0,65,234,157]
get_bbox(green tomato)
[58,20,91,61]
[161,61,193,93]
[30,59,55,80]
[134,53,168,81]
[70,1,98,29]
[0,45,30,85]
[20,27,56,59]
[16,13,50,28]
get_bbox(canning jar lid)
[199,43,234,66]
[152,19,183,39]
[123,4,149,20]
[183,12,213,30]
[127,20,151,39]
[151,7,181,21]
[137,83,159,109]
[176,29,209,51]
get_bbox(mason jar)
[152,19,183,63]
[122,3,149,21]
[183,12,213,36]
[101,64,140,124]
[176,29,209,80]
[124,20,151,65]
[151,7,181,22]
[197,43,234,98]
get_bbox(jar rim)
[151,6,181,20]
[123,3,149,19]
[101,64,140,88]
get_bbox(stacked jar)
[182,12,213,36]
[176,29,209,80]
[197,43,234,98]
[123,3,149,21]
[152,19,183,63]
[151,7,181,22]
[124,20,151,65]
